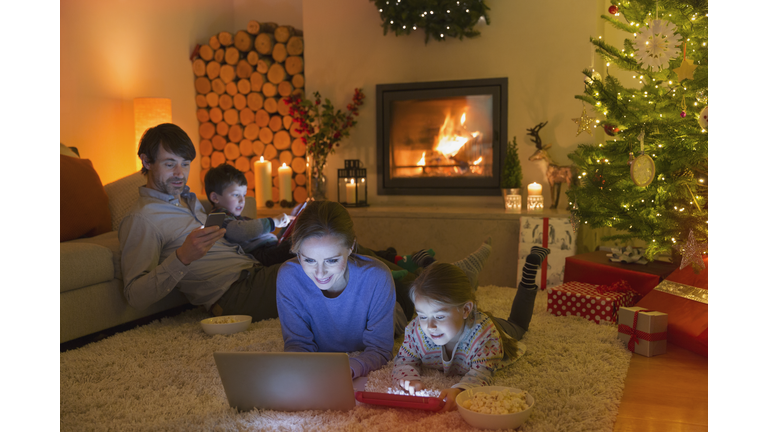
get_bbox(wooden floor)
[614,343,708,431]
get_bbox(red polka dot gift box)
[546,281,640,324]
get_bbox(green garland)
[371,0,491,44]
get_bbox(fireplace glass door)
[377,78,507,196]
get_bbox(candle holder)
[337,160,368,207]
[502,188,521,213]
[527,195,544,212]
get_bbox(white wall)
[302,0,605,207]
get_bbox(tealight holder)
[502,189,522,213]
[527,195,544,212]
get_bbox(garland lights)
[371,0,491,43]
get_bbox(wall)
[302,0,606,208]
[61,0,302,194]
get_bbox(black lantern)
[337,160,368,207]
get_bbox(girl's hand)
[439,388,464,412]
[398,379,423,395]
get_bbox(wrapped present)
[636,257,708,357]
[518,216,575,290]
[547,281,640,324]
[617,307,668,357]
[564,250,677,297]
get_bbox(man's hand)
[439,388,464,412]
[175,226,226,265]
[398,379,423,395]
[273,213,293,228]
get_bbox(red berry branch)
[285,88,365,172]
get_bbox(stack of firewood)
[192,20,307,203]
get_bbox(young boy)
[204,164,294,266]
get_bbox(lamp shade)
[134,98,172,170]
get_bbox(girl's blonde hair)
[410,262,518,357]
[289,200,357,255]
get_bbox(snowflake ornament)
[632,19,682,72]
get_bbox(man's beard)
[154,174,187,197]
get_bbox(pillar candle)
[360,178,367,203]
[278,163,292,202]
[346,179,356,204]
[254,156,272,207]
[528,182,542,196]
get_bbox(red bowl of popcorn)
[455,386,534,430]
[200,315,252,335]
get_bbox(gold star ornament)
[572,107,595,136]
[673,229,707,271]
[673,58,698,81]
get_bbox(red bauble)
[680,111,687,118]
[608,5,619,14]
[604,124,620,136]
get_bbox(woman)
[276,200,397,378]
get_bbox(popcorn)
[461,388,529,415]
[208,316,243,324]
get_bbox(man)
[119,123,281,320]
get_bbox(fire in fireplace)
[376,78,507,196]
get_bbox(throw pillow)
[61,155,113,242]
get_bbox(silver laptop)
[213,351,363,412]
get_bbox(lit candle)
[360,178,367,203]
[528,182,542,196]
[346,179,356,204]
[277,163,292,202]
[253,156,272,207]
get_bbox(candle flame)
[259,156,264,162]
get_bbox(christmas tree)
[567,0,708,263]
[501,137,523,189]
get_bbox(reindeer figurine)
[527,121,575,209]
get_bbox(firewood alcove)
[192,20,307,203]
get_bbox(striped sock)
[411,249,436,267]
[453,237,492,291]
[520,246,550,290]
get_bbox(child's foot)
[375,247,398,263]
[520,246,551,290]
[453,237,492,291]
[391,269,409,281]
[396,249,435,273]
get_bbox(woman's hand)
[398,379,423,395]
[439,388,464,412]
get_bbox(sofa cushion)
[61,155,113,242]
[104,171,146,231]
[70,231,122,280]
[60,241,115,293]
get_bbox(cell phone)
[204,212,226,228]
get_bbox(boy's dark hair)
[137,123,196,175]
[204,164,248,202]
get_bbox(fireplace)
[376,78,507,196]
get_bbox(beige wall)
[62,0,608,205]
[61,0,302,194]
[303,0,605,208]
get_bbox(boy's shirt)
[211,206,278,253]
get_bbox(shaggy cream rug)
[60,285,631,431]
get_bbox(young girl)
[392,243,550,411]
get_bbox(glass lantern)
[337,160,368,207]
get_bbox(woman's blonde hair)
[289,200,357,255]
[410,263,517,357]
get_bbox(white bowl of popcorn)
[200,315,252,335]
[455,386,534,430]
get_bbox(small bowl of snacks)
[200,315,252,335]
[455,386,534,430]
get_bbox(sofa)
[60,149,256,343]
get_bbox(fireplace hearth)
[376,78,507,196]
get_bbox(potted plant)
[501,137,523,211]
